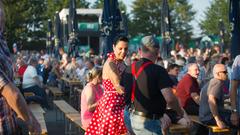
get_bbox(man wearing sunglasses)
[199,64,238,133]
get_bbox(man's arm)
[208,94,226,128]
[161,87,184,117]
[191,92,200,105]
[1,82,41,134]
[33,76,44,88]
[230,80,239,126]
[230,80,238,111]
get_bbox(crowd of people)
[4,35,240,135]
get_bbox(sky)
[86,0,212,36]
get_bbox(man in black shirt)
[122,35,186,135]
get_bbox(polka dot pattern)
[85,79,127,135]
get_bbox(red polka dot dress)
[85,53,127,135]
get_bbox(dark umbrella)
[101,0,123,59]
[121,11,128,36]
[46,19,53,54]
[54,12,62,57]
[229,0,240,59]
[218,19,225,53]
[68,0,77,33]
[160,0,172,60]
[68,0,78,57]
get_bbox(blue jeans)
[22,85,49,108]
[130,112,162,135]
[124,108,134,134]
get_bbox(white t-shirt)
[61,53,68,63]
[22,65,38,89]
[41,54,50,61]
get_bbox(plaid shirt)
[0,33,18,135]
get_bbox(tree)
[3,0,89,50]
[199,0,230,45]
[92,0,127,13]
[45,0,90,23]
[169,0,195,45]
[3,0,47,49]
[129,0,195,45]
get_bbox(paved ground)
[43,105,85,135]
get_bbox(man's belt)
[131,110,162,120]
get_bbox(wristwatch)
[231,109,237,113]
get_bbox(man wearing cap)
[122,35,186,134]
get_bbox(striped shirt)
[0,33,18,135]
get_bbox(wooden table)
[61,77,83,105]
[65,113,85,134]
[61,77,83,86]
[53,100,79,114]
[28,104,46,114]
[28,104,47,135]
[32,112,48,135]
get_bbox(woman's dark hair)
[220,57,229,65]
[113,36,129,46]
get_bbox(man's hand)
[27,115,41,135]
[215,116,227,129]
[160,113,171,130]
[115,85,125,95]
[230,112,239,126]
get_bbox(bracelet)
[231,109,237,113]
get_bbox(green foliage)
[3,0,89,50]
[169,0,195,45]
[46,0,90,21]
[92,0,127,13]
[3,0,47,47]
[129,0,195,45]
[199,0,230,45]
[92,0,104,8]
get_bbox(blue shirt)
[231,55,240,114]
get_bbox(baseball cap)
[141,35,159,49]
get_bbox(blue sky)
[86,0,212,36]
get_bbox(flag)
[229,0,240,59]
[101,0,123,59]
[161,0,172,59]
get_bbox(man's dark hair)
[167,63,179,72]
[113,36,129,46]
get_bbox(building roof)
[59,8,102,22]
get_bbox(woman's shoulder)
[82,83,95,94]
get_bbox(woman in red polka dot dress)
[85,36,129,135]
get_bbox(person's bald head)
[213,64,228,80]
[187,63,199,78]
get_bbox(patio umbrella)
[160,0,172,59]
[68,0,78,57]
[121,11,128,36]
[101,0,123,59]
[68,0,77,33]
[46,19,53,54]
[229,0,240,59]
[218,19,225,53]
[54,12,62,57]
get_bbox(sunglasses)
[218,71,228,74]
